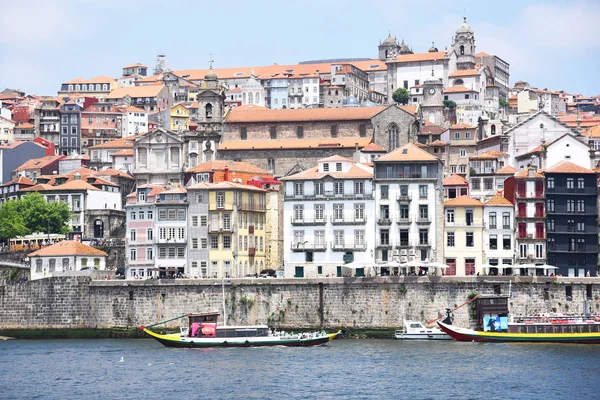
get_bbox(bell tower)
[452,17,476,70]
[378,33,400,61]
[421,69,444,126]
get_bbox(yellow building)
[443,195,484,276]
[206,182,267,278]
[170,104,189,131]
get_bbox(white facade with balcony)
[483,200,515,270]
[282,157,375,278]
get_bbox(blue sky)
[1,0,599,96]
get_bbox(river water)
[1,338,598,399]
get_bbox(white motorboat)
[395,320,451,340]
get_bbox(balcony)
[285,193,373,201]
[291,242,327,252]
[330,216,367,225]
[376,240,392,249]
[546,187,598,196]
[248,247,256,256]
[396,216,410,225]
[330,242,368,252]
[290,217,327,226]
[547,245,598,254]
[517,233,546,240]
[396,193,411,202]
[415,216,431,225]
[394,240,411,249]
[517,213,546,219]
[237,203,266,212]
[377,217,392,225]
[416,241,431,248]
[248,225,254,234]
[208,224,233,233]
[156,237,186,244]
[516,191,545,199]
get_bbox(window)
[577,221,585,232]
[577,178,585,189]
[294,182,304,196]
[315,182,323,195]
[359,124,366,137]
[223,236,231,249]
[354,204,365,220]
[454,132,460,140]
[503,235,511,250]
[567,178,574,189]
[547,177,554,189]
[489,234,498,250]
[138,211,144,220]
[333,204,344,220]
[334,230,344,246]
[380,185,389,199]
[192,216,198,227]
[450,165,457,174]
[293,204,304,221]
[130,249,137,261]
[334,181,344,195]
[472,179,480,190]
[201,238,208,249]
[148,210,153,220]
[489,212,496,228]
[419,229,428,246]
[297,126,303,138]
[314,230,325,246]
[210,235,219,249]
[354,181,364,195]
[419,185,427,199]
[519,244,527,259]
[465,132,471,140]
[130,212,136,220]
[403,80,409,89]
[192,238,198,249]
[315,204,324,221]
[216,192,225,208]
[240,127,247,140]
[459,149,467,158]
[270,126,277,139]
[323,163,329,172]
[548,219,555,232]
[130,230,136,241]
[447,232,455,247]
[400,204,409,220]
[466,232,474,247]
[459,165,466,174]
[330,125,338,138]
[567,199,574,212]
[484,178,493,190]
[355,230,365,247]
[335,163,342,172]
[577,200,585,213]
[547,199,555,212]
[200,216,207,226]
[419,205,428,220]
[535,244,544,259]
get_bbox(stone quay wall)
[0,276,599,330]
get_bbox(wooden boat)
[141,312,341,348]
[438,318,600,344]
[394,320,451,340]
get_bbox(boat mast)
[222,278,227,326]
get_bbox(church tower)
[378,33,400,61]
[421,69,444,126]
[452,17,476,70]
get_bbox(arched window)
[82,84,87,91]
[243,92,247,104]
[102,84,108,91]
[75,84,80,91]
[248,92,254,104]
[385,49,389,58]
[491,125,496,135]
[96,84,101,91]
[460,45,465,55]
[256,93,260,104]
[335,90,339,96]
[454,79,464,86]
[388,123,400,150]
[205,103,213,119]
[68,85,73,91]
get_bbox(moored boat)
[395,320,451,340]
[141,312,341,348]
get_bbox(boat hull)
[142,328,341,348]
[395,333,451,340]
[438,322,600,344]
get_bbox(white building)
[483,194,515,271]
[120,106,148,136]
[468,150,514,202]
[154,187,188,275]
[28,240,107,280]
[282,156,375,278]
[240,74,266,107]
[373,143,443,272]
[513,133,590,171]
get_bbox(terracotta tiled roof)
[395,51,446,63]
[1,176,35,187]
[449,66,480,78]
[123,63,148,69]
[543,160,595,174]
[443,174,468,186]
[495,165,518,174]
[444,195,484,207]
[469,150,507,160]
[106,85,166,99]
[429,140,448,146]
[15,122,34,129]
[586,125,600,138]
[280,164,373,181]
[14,155,65,172]
[112,149,133,157]
[443,86,477,94]
[419,121,446,135]
[63,76,116,85]
[162,187,187,194]
[376,143,440,162]
[50,180,100,191]
[29,240,107,257]
[485,194,513,206]
[361,142,387,152]
[475,52,490,57]
[21,183,56,191]
[218,137,372,151]
[450,122,474,129]
[187,181,266,192]
[119,106,146,113]
[515,168,544,178]
[318,155,353,162]
[226,106,387,123]
[187,160,271,175]
[65,167,97,176]
[87,135,135,150]
[95,168,134,179]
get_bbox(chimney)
[355,142,359,153]
[224,166,229,182]
[74,172,81,180]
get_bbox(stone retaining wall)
[0,276,599,330]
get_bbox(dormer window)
[336,162,342,172]
[323,163,329,172]
[138,192,146,202]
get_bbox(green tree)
[392,88,409,105]
[443,99,457,109]
[0,193,71,239]
[0,200,28,239]
[499,98,509,108]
